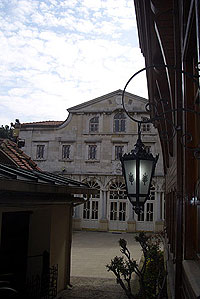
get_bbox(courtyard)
[57,230,142,299]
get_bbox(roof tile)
[0,139,41,171]
[21,120,64,127]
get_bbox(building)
[0,138,96,297]
[19,90,165,233]
[134,0,200,298]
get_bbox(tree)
[0,119,20,141]
[106,232,167,299]
[0,125,13,139]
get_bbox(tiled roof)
[21,120,64,127]
[0,139,41,171]
[0,162,90,188]
[0,162,98,201]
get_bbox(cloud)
[0,0,146,126]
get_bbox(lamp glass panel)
[129,196,146,204]
[139,160,153,194]
[139,196,147,203]
[129,196,136,203]
[124,160,136,195]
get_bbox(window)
[83,181,100,220]
[88,145,97,160]
[36,145,45,159]
[91,201,98,220]
[62,145,70,159]
[115,145,124,160]
[89,116,99,133]
[146,202,154,221]
[83,201,90,219]
[109,181,127,200]
[141,117,151,132]
[114,112,126,132]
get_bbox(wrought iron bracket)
[122,64,200,158]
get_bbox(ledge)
[33,158,47,162]
[58,159,73,162]
[85,160,100,163]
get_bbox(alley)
[57,231,142,299]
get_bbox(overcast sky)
[0,0,147,126]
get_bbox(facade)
[19,90,165,233]
[0,139,96,296]
[134,1,200,298]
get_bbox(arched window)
[83,181,100,220]
[114,112,126,132]
[89,116,99,133]
[109,180,127,200]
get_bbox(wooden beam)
[0,178,98,195]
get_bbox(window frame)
[88,144,97,160]
[36,144,45,159]
[62,144,71,160]
[113,112,126,133]
[141,117,151,132]
[115,145,124,160]
[89,116,99,133]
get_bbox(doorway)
[135,187,156,231]
[0,211,30,291]
[108,180,127,231]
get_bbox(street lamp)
[120,124,159,215]
[120,64,200,214]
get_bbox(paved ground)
[71,231,142,278]
[57,231,142,299]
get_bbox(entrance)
[135,187,155,231]
[0,211,30,291]
[109,200,127,230]
[82,180,100,230]
[108,180,127,231]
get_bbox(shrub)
[106,232,167,299]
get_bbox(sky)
[0,0,147,126]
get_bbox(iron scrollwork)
[122,64,200,158]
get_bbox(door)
[108,180,127,231]
[82,199,99,229]
[136,200,155,231]
[81,180,100,230]
[135,187,156,231]
[109,200,127,231]
[0,211,30,291]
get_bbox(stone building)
[19,90,165,232]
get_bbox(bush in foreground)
[106,232,167,299]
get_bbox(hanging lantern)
[120,134,159,214]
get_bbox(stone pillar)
[155,189,164,232]
[99,189,108,231]
[72,204,82,231]
[74,205,80,218]
[101,190,107,219]
[156,191,162,221]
